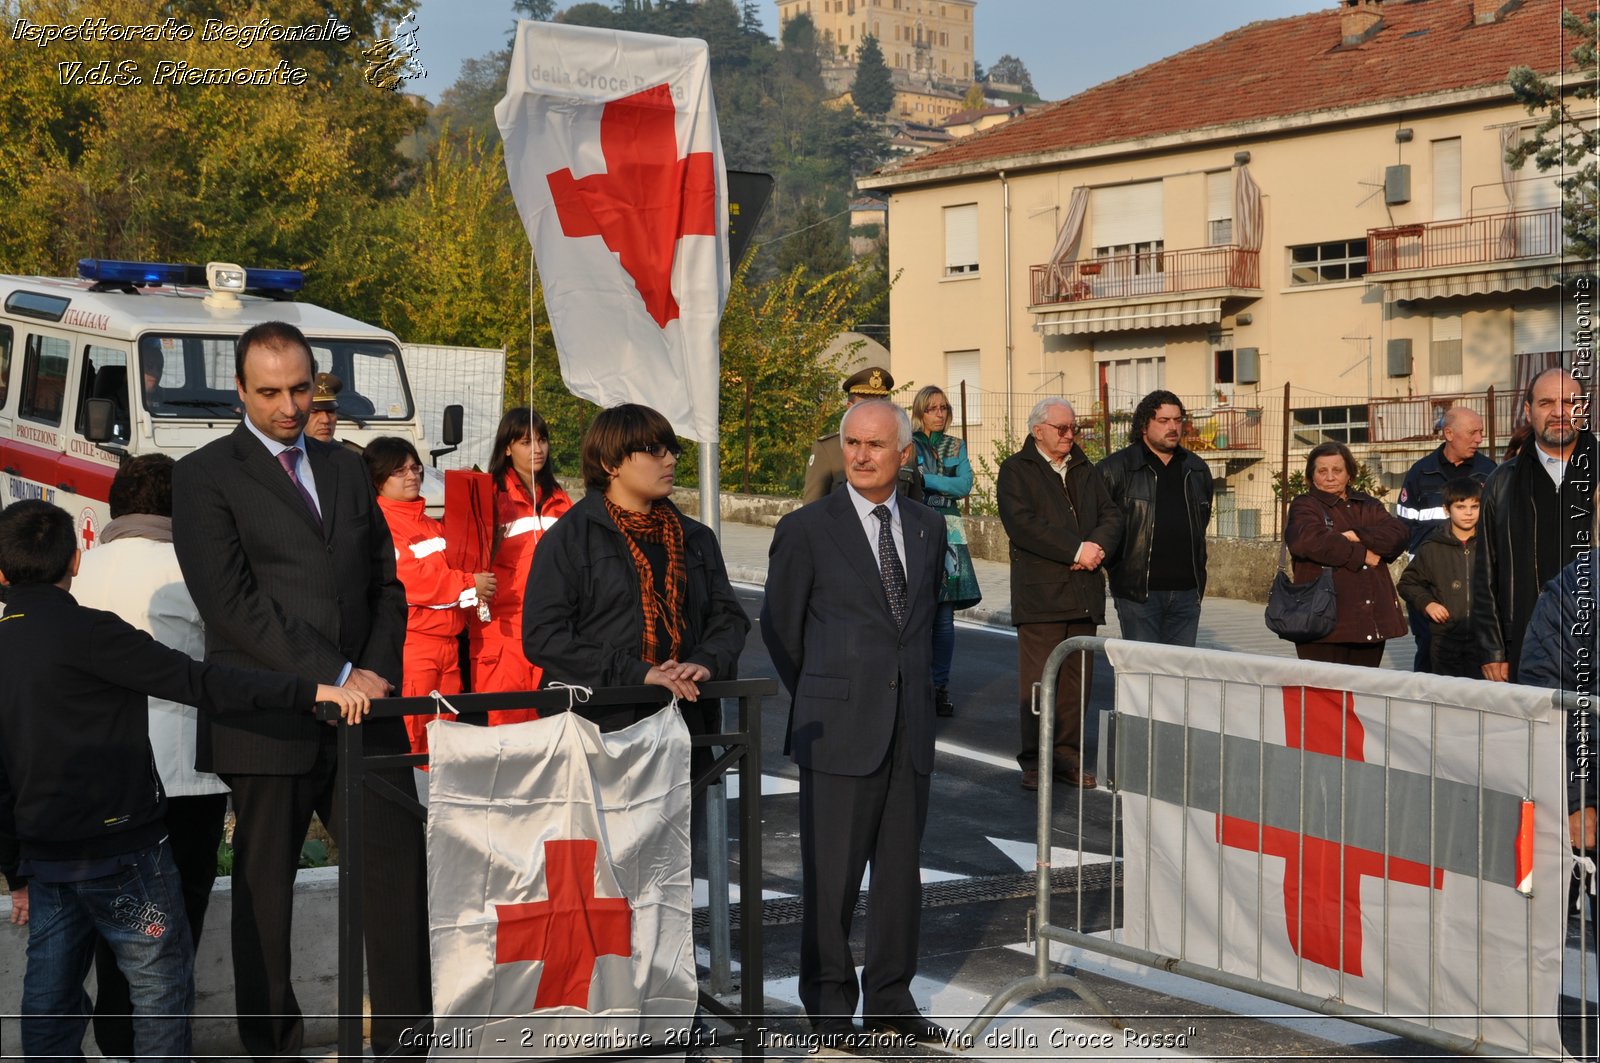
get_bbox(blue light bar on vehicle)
[77,259,304,293]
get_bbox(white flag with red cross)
[495,20,729,444]
[1107,641,1567,1059]
[424,707,695,1056]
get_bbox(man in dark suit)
[172,321,429,1061]
[762,398,950,1047]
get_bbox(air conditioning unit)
[1236,347,1261,384]
[1384,164,1411,205]
[1387,338,1413,377]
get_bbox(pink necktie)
[277,447,322,526]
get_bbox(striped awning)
[1033,298,1222,335]
[1379,263,1564,303]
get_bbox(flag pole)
[700,354,735,996]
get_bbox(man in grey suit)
[762,399,950,1048]
[172,321,428,1061]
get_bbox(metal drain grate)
[693,862,1121,933]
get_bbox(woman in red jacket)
[366,436,495,755]
[471,407,572,720]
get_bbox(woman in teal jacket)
[911,385,982,717]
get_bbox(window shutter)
[1091,181,1163,248]
[943,204,979,274]
[1432,138,1461,221]
[944,350,982,425]
[1514,302,1561,353]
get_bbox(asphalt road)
[705,584,1451,1062]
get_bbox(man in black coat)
[998,398,1123,792]
[762,399,950,1047]
[1475,368,1596,683]
[172,321,429,1061]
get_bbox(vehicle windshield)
[136,333,414,421]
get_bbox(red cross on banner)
[546,83,718,329]
[1216,686,1444,977]
[495,839,633,1010]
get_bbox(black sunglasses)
[629,440,682,459]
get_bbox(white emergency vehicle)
[0,258,459,549]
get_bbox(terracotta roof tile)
[881,0,1570,179]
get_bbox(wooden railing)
[1367,207,1562,274]
[1030,245,1259,306]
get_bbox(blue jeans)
[931,603,955,687]
[1113,589,1202,647]
[22,842,194,1062]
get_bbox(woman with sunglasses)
[522,404,749,736]
[471,407,573,722]
[365,436,496,756]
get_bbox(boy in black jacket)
[0,500,367,1063]
[1396,478,1481,677]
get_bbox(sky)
[405,0,1325,105]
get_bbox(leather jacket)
[1096,442,1214,602]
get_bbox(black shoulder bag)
[1264,505,1339,642]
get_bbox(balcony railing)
[1367,207,1562,275]
[1183,405,1264,452]
[1029,245,1260,306]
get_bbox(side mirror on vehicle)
[84,397,119,445]
[431,403,464,466]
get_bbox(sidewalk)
[716,517,1416,665]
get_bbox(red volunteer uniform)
[377,494,479,756]
[470,476,572,721]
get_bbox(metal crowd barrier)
[965,636,1589,1060]
[317,677,776,1061]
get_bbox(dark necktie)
[872,503,908,626]
[277,447,322,526]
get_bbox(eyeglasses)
[1044,422,1077,435]
[629,441,682,459]
[925,404,951,414]
[388,463,424,478]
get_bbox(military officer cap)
[843,365,893,397]
[312,372,343,411]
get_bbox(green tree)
[720,258,887,493]
[1507,8,1598,266]
[962,83,986,110]
[778,11,825,90]
[851,35,894,117]
[512,0,557,18]
[988,54,1036,95]
[773,202,851,280]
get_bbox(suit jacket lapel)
[305,442,337,540]
[820,490,885,606]
[231,426,323,537]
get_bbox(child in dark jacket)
[0,500,368,1063]
[1396,477,1481,677]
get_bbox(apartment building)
[858,0,1580,538]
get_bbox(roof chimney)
[1472,0,1521,24]
[1340,0,1384,46]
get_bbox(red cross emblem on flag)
[1216,686,1444,976]
[495,839,633,1010]
[546,83,718,329]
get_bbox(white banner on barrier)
[1108,641,1567,1060]
[424,708,696,1058]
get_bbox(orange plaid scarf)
[603,497,686,664]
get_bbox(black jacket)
[996,435,1123,625]
[172,426,407,773]
[1097,441,1214,601]
[522,492,749,693]
[1397,523,1479,670]
[1473,432,1597,675]
[1516,550,1600,814]
[0,584,313,885]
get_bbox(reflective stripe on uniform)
[501,515,561,539]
